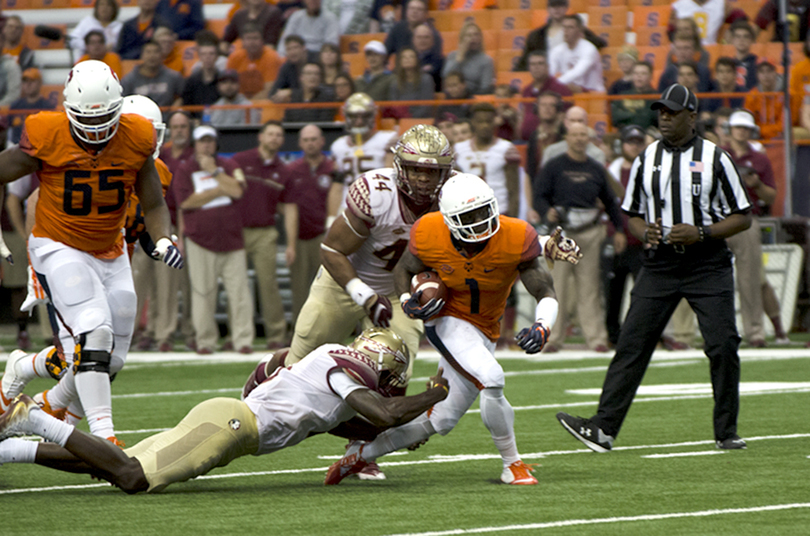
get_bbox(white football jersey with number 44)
[345,167,415,297]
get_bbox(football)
[410,271,448,305]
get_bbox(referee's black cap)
[651,84,698,112]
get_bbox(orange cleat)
[500,460,538,485]
[33,390,68,421]
[106,436,126,448]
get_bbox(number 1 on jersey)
[465,278,480,314]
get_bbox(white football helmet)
[343,92,377,135]
[63,60,124,145]
[122,95,165,158]
[350,328,411,397]
[439,173,500,243]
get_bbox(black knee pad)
[73,334,113,374]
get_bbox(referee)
[556,84,752,452]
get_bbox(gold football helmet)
[392,124,454,205]
[343,92,377,135]
[351,328,411,397]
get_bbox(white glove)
[21,265,49,314]
[155,237,184,269]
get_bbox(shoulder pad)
[328,348,378,391]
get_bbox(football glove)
[543,226,583,269]
[366,294,393,328]
[515,321,551,354]
[401,291,445,320]
[155,237,184,269]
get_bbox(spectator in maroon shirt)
[285,124,336,325]
[222,0,284,52]
[231,121,299,349]
[519,50,572,141]
[171,125,254,354]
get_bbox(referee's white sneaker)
[556,413,614,452]
[716,435,747,449]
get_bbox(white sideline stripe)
[642,451,725,459]
[1,433,807,495]
[381,503,810,536]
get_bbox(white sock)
[65,400,85,425]
[74,371,115,439]
[362,414,436,461]
[44,368,78,410]
[27,409,75,447]
[480,388,520,467]
[0,438,38,464]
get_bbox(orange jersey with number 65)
[20,111,156,259]
[409,212,541,341]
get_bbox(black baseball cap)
[651,84,698,112]
[621,125,645,142]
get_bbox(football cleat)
[324,441,369,485]
[716,435,747,450]
[107,436,126,448]
[2,350,33,409]
[356,461,386,481]
[0,394,40,441]
[33,390,68,421]
[501,460,538,485]
[556,412,614,453]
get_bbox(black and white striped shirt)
[622,136,751,229]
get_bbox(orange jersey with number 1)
[409,213,541,341]
[20,111,156,259]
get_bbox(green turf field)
[1,348,809,535]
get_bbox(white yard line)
[641,451,726,458]
[1,433,807,495]
[382,503,810,536]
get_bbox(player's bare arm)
[515,256,558,354]
[393,248,429,297]
[345,368,449,429]
[136,157,183,269]
[320,207,369,287]
[0,147,41,185]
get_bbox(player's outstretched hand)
[428,367,449,395]
[366,294,393,327]
[515,322,551,354]
[155,237,184,269]
[402,291,445,320]
[544,226,583,266]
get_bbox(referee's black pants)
[591,243,742,442]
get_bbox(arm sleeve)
[223,12,241,43]
[328,369,370,399]
[346,176,375,225]
[475,55,495,95]
[599,168,625,231]
[520,223,542,263]
[716,150,752,214]
[532,160,553,217]
[621,153,646,217]
[408,217,423,256]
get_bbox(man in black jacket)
[515,0,606,71]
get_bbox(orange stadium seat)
[632,6,671,30]
[498,30,527,51]
[588,114,610,136]
[595,26,628,47]
[576,97,607,115]
[490,10,531,31]
[501,0,546,9]
[635,26,668,47]
[600,46,623,72]
[398,117,432,133]
[595,0,628,7]
[429,11,493,32]
[636,45,669,70]
[206,19,228,39]
[568,0,589,12]
[586,7,630,29]
[121,60,139,78]
[496,49,522,72]
[259,100,284,123]
[41,0,70,7]
[603,69,624,89]
[23,24,67,49]
[705,44,735,67]
[341,53,366,78]
[531,10,548,29]
[496,71,532,92]
[340,33,387,55]
[0,0,29,8]
[41,84,64,108]
[70,0,94,6]
[440,30,497,52]
[628,0,670,6]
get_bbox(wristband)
[434,383,449,394]
[399,293,412,304]
[346,278,375,308]
[538,234,551,256]
[535,297,559,329]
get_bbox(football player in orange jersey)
[0,61,182,446]
[2,94,178,436]
[326,174,563,486]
